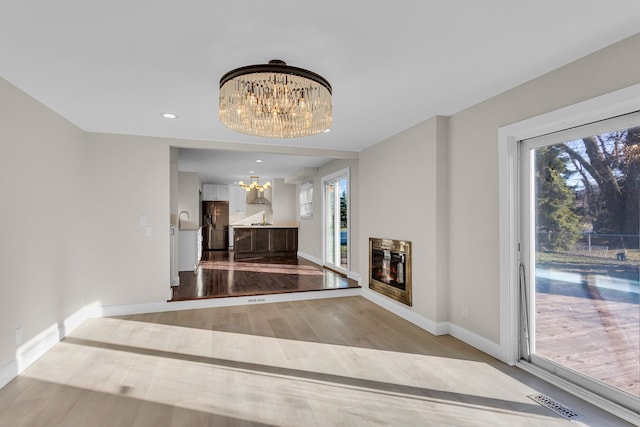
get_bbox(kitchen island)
[233,225,298,260]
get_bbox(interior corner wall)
[447,32,640,344]
[359,116,447,322]
[0,76,88,373]
[435,116,450,322]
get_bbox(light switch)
[139,215,148,226]
[144,227,153,237]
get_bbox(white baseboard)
[0,304,91,390]
[297,251,322,266]
[361,288,502,360]
[361,288,443,336]
[0,360,17,390]
[297,251,362,284]
[447,322,502,361]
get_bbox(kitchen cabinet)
[234,226,298,260]
[228,184,247,214]
[178,229,200,271]
[202,184,229,201]
[271,228,298,252]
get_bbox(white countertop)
[231,225,298,229]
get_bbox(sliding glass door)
[323,168,349,273]
[520,113,639,410]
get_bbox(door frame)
[498,83,640,422]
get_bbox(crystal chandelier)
[238,176,271,192]
[219,60,332,138]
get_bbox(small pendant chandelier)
[238,176,271,192]
[219,60,332,138]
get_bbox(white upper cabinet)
[202,184,230,201]
[228,184,247,214]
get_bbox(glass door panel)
[338,177,348,270]
[521,117,639,409]
[323,170,349,273]
[325,181,336,266]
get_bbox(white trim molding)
[0,303,94,389]
[361,288,502,359]
[0,360,17,391]
[362,288,445,336]
[297,251,323,266]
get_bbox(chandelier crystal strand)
[219,61,332,138]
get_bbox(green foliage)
[340,190,347,228]
[535,146,583,251]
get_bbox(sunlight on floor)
[15,317,573,426]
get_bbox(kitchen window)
[299,181,313,218]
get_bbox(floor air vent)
[528,394,580,420]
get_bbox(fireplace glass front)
[369,238,412,305]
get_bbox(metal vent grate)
[528,394,580,420]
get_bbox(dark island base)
[234,226,298,260]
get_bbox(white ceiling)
[1,1,639,180]
[178,148,330,185]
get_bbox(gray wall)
[0,76,88,372]
[359,116,449,322]
[356,32,640,344]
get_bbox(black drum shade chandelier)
[219,60,332,138]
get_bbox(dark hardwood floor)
[170,250,360,301]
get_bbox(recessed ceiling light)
[249,170,255,174]
[161,113,178,119]
[256,159,263,163]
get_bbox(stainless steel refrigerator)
[202,201,229,250]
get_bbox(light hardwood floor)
[0,296,634,426]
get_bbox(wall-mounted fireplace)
[369,238,412,306]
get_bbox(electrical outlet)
[461,305,469,318]
[15,327,22,345]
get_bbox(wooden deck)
[535,291,639,397]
